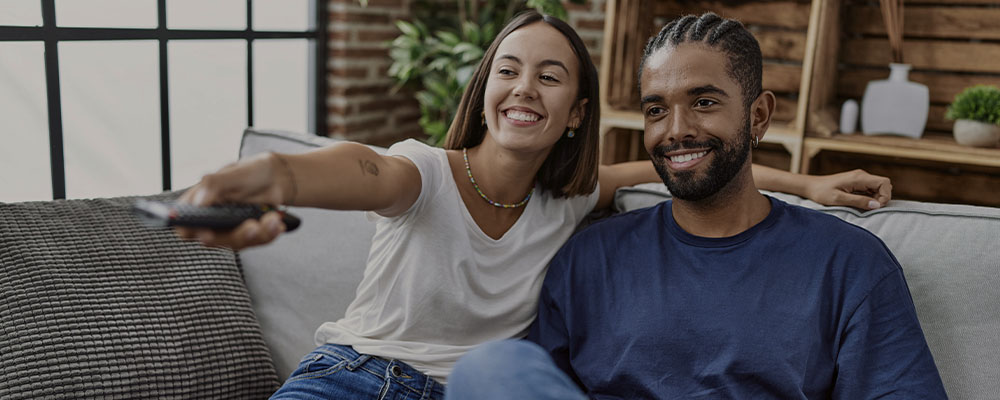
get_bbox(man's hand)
[803,169,892,210]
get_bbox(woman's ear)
[569,98,589,129]
[751,91,776,140]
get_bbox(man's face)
[639,43,753,201]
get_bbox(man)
[445,13,946,399]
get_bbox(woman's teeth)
[670,151,708,163]
[505,110,540,122]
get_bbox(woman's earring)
[481,111,486,126]
[567,129,575,138]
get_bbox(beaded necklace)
[462,148,533,209]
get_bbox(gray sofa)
[2,127,999,399]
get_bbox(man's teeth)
[505,110,540,122]
[669,151,708,163]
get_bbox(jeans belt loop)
[345,354,372,371]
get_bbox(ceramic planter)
[953,119,1000,147]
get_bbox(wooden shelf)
[803,132,1000,172]
[598,0,1000,205]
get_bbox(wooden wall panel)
[763,63,804,94]
[845,5,1000,40]
[757,30,808,61]
[773,96,799,123]
[841,39,1000,74]
[652,1,812,29]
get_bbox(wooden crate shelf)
[600,0,1000,204]
[803,132,1000,173]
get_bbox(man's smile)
[666,149,711,170]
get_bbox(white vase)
[954,119,1000,147]
[861,63,929,138]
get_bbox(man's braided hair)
[639,12,763,110]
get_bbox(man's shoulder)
[775,199,888,249]
[772,199,901,280]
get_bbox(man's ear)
[569,98,589,129]
[750,90,776,140]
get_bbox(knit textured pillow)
[0,194,280,399]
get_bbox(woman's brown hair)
[443,11,600,198]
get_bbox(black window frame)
[0,0,328,199]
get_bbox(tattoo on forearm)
[359,160,380,176]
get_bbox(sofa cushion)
[615,183,1000,400]
[0,194,280,399]
[237,128,382,380]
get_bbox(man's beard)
[650,119,752,202]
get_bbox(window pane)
[0,0,42,27]
[167,0,246,30]
[254,39,310,134]
[60,41,161,199]
[169,40,247,190]
[253,0,311,31]
[0,42,50,201]
[55,0,157,29]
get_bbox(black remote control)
[133,199,301,232]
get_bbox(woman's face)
[482,22,585,154]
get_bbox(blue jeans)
[445,340,588,400]
[271,343,445,400]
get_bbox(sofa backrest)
[617,183,1000,400]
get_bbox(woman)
[178,11,890,399]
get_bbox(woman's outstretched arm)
[175,142,421,249]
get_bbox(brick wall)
[325,0,608,145]
[326,0,423,146]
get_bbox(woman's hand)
[803,169,892,210]
[174,152,294,250]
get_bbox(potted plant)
[945,85,1000,148]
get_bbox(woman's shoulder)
[386,138,445,158]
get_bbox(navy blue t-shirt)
[528,197,946,399]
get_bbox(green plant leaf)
[395,20,420,37]
[482,22,497,45]
[415,91,443,109]
[427,57,453,71]
[392,34,421,50]
[456,65,476,86]
[452,42,480,56]
[424,78,452,99]
[462,21,481,44]
[435,31,462,46]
